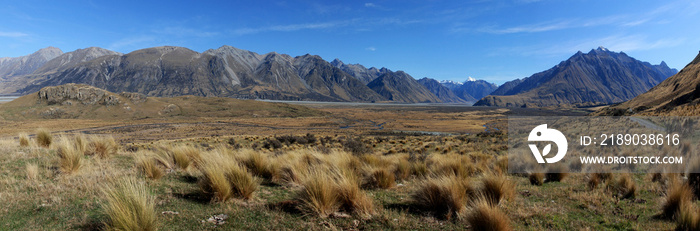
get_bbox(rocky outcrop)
[38,83,123,106]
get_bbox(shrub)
[56,138,83,174]
[296,169,340,218]
[480,174,515,206]
[102,178,157,231]
[545,164,568,182]
[36,129,52,148]
[262,138,283,150]
[87,136,119,158]
[342,137,371,155]
[529,172,544,186]
[466,197,512,231]
[607,174,636,199]
[662,178,694,219]
[136,155,164,180]
[18,133,30,147]
[411,174,471,219]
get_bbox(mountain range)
[0,46,496,104]
[598,51,700,116]
[474,47,677,107]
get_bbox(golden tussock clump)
[101,178,158,231]
[197,151,259,201]
[479,174,515,206]
[36,129,52,148]
[367,168,396,189]
[296,168,341,218]
[18,133,30,147]
[86,135,119,158]
[466,196,512,231]
[26,163,39,181]
[677,199,700,230]
[239,149,280,182]
[529,172,544,186]
[56,137,83,174]
[410,174,472,219]
[606,174,636,199]
[662,178,694,219]
[135,154,164,180]
[170,145,200,170]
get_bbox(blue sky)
[1,0,698,84]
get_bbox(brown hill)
[598,51,700,116]
[475,47,677,107]
[0,84,324,120]
[367,71,443,103]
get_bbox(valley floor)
[0,104,679,230]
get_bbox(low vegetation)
[102,178,157,231]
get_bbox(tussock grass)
[480,174,515,206]
[240,149,279,181]
[87,136,119,158]
[102,178,157,231]
[368,168,395,189]
[74,134,89,154]
[336,170,376,218]
[677,200,700,230]
[170,145,200,170]
[607,174,636,199]
[136,154,164,180]
[198,151,259,201]
[18,133,30,147]
[687,159,700,198]
[297,169,340,218]
[466,197,512,231]
[56,137,83,174]
[26,163,39,181]
[36,129,52,148]
[545,164,568,182]
[662,178,694,219]
[529,172,544,186]
[411,174,471,219]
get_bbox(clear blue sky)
[1,0,698,85]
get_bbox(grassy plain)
[0,100,685,230]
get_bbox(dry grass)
[18,133,30,147]
[296,169,340,218]
[101,177,157,231]
[239,149,279,181]
[607,174,636,199]
[36,129,52,148]
[480,174,515,206]
[336,171,376,218]
[545,164,568,182]
[170,145,199,170]
[662,178,694,219]
[466,196,512,231]
[56,137,83,174]
[198,151,259,201]
[677,200,700,231]
[87,136,119,158]
[411,174,471,219]
[368,168,396,189]
[26,163,39,181]
[529,172,544,186]
[136,154,164,180]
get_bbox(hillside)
[0,84,324,120]
[417,78,467,103]
[475,47,677,107]
[368,71,443,103]
[598,51,700,116]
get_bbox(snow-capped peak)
[466,77,477,82]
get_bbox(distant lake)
[0,96,20,103]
